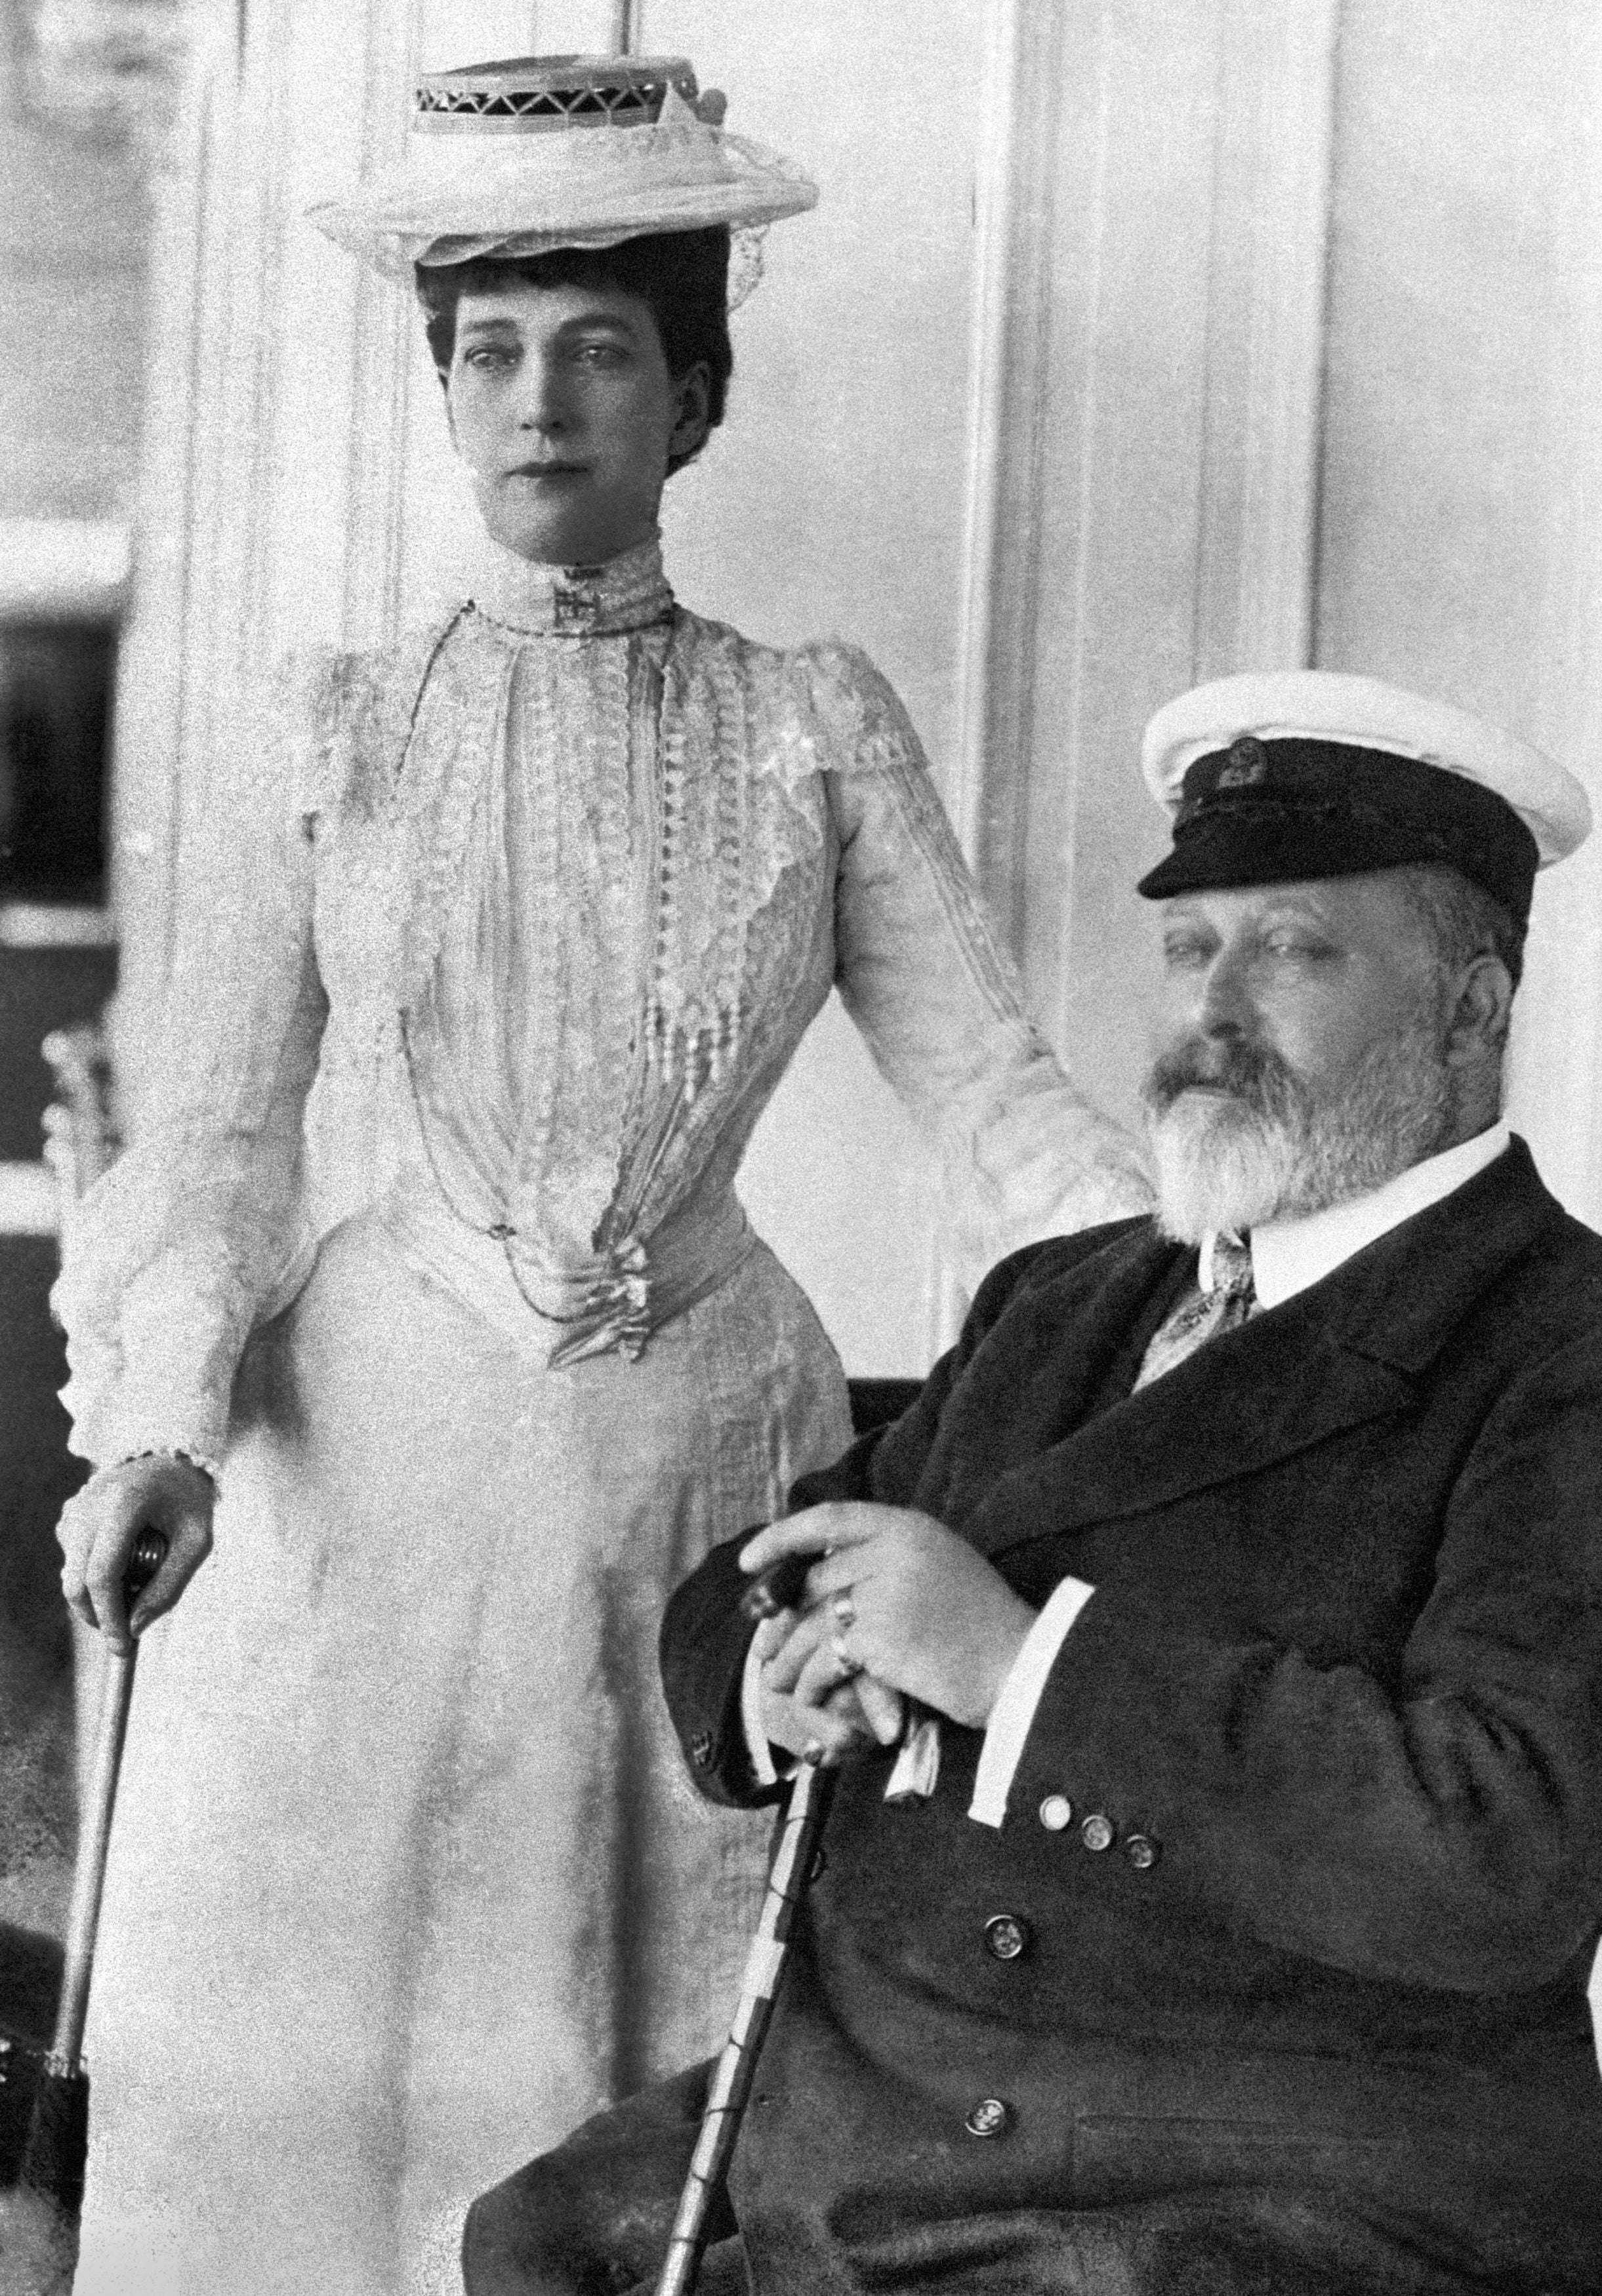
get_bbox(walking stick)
[653,1749,832,2296]
[22,1528,168,2215]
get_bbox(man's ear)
[1444,953,1515,1063]
[667,364,712,466]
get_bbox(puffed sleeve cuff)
[968,1576,1096,1828]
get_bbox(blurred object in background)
[0,621,113,907]
[0,558,121,1965]
[0,0,149,2016]
[20,0,197,140]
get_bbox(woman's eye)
[462,345,514,371]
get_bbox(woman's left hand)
[741,1502,1037,1730]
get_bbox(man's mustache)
[1142,1037,1305,1122]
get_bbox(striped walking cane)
[652,1749,831,2296]
[22,1528,169,2215]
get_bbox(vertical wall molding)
[921,0,1339,1347]
[339,0,420,648]
[948,0,1063,907]
[1192,0,1339,677]
[943,0,1339,1082]
[922,0,1059,1353]
[110,0,545,1097]
[1506,5,1602,1229]
[109,16,239,1089]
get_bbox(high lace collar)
[467,531,675,638]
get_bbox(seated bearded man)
[466,670,1602,2296]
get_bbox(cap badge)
[1218,735,1269,789]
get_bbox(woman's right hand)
[57,1455,216,1653]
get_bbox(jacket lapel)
[960,1138,1563,1561]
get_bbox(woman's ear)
[667,363,712,466]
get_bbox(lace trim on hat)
[310,87,819,285]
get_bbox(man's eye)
[1162,939,1210,969]
[573,342,628,367]
[1263,936,1330,961]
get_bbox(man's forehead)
[1155,873,1416,932]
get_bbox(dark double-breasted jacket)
[658,1139,1602,2293]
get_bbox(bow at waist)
[378,1176,756,1367]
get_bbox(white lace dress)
[56,537,1148,2295]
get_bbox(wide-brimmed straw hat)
[307,53,818,290]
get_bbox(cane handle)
[125,1527,168,1605]
[739,1551,810,1622]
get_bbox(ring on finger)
[832,1592,855,1630]
[830,1631,862,1677]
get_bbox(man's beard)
[1140,1012,1457,1245]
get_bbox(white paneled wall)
[112,0,983,1371]
[1315,0,1602,1229]
[953,0,1337,1158]
[103,0,1602,2072]
[112,0,1343,1370]
[111,0,1602,1372]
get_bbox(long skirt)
[71,1208,850,2295]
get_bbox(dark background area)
[0,621,115,2052]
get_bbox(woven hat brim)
[308,123,817,282]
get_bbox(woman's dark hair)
[415,226,732,466]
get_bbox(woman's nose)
[518,355,570,433]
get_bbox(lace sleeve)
[800,642,1152,1294]
[52,655,334,1473]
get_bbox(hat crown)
[1135,670,1591,930]
[307,50,819,283]
[415,54,701,137]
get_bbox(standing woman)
[55,55,1148,2296]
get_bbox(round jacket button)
[1080,1813,1115,1853]
[1124,1833,1159,1870]
[1038,1794,1073,1832]
[964,2097,1010,2139]
[982,1913,1031,1961]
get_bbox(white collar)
[465,531,674,638]
[1200,1121,1511,1308]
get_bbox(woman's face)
[445,278,710,565]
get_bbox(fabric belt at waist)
[376,1175,756,1367]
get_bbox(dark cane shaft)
[47,1528,168,2075]
[653,1753,831,2296]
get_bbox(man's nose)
[1195,949,1255,1038]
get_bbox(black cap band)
[1136,737,1539,929]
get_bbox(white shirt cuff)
[741,1635,781,1788]
[967,1577,1095,1828]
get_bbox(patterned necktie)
[1134,1232,1256,1391]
